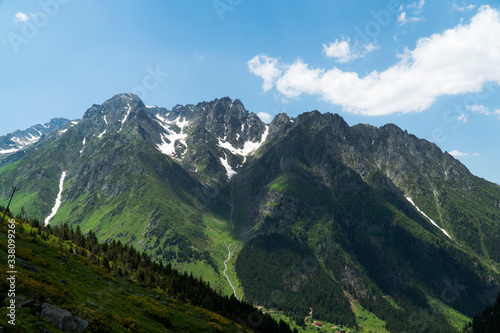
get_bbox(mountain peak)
[82,93,146,123]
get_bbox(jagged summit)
[83,93,145,121]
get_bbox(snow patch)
[1,133,41,154]
[220,153,237,179]
[218,125,269,157]
[155,115,189,158]
[44,171,67,225]
[58,129,68,135]
[0,147,21,154]
[12,133,40,146]
[118,104,132,133]
[97,129,107,138]
[103,115,108,125]
[80,138,86,155]
[405,195,453,240]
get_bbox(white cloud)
[406,0,426,10]
[398,11,407,24]
[467,104,490,115]
[194,54,206,60]
[248,55,282,92]
[257,112,272,123]
[449,150,469,157]
[248,6,500,116]
[458,114,469,123]
[452,1,475,11]
[399,0,425,25]
[466,105,500,120]
[398,12,424,25]
[449,149,480,157]
[14,12,34,22]
[323,38,356,62]
[322,37,379,63]
[364,42,379,53]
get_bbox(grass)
[427,296,471,331]
[0,218,247,332]
[350,301,388,333]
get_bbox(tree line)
[18,216,298,333]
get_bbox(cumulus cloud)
[323,37,378,63]
[14,12,34,22]
[248,6,500,116]
[257,112,272,123]
[248,55,282,92]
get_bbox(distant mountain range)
[0,118,70,165]
[1,93,499,331]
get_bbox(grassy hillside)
[0,212,294,333]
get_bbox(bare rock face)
[40,303,88,332]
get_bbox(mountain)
[1,93,499,331]
[0,118,70,166]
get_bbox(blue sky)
[1,0,499,184]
